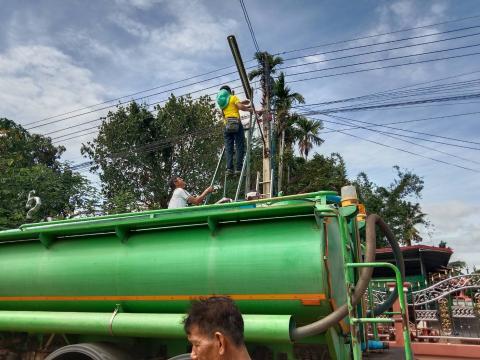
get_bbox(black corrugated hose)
[291,214,405,340]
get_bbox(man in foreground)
[168,176,213,209]
[183,297,251,360]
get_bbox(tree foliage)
[294,116,324,160]
[0,118,96,228]
[354,166,428,246]
[81,97,223,212]
[284,153,347,194]
[448,260,467,276]
[248,51,283,108]
[272,72,305,136]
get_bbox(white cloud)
[0,45,106,141]
[421,201,480,268]
[114,0,166,10]
[109,12,150,38]
[109,0,237,55]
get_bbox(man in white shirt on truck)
[168,176,214,209]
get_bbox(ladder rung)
[351,318,395,324]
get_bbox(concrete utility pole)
[228,35,274,198]
[262,54,272,197]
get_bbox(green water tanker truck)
[0,189,409,359]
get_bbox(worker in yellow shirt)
[216,85,254,175]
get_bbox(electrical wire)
[295,78,480,113]
[297,92,480,118]
[285,42,480,78]
[30,26,480,134]
[69,127,220,172]
[279,30,480,72]
[316,111,480,137]
[45,43,480,138]
[23,63,243,127]
[48,82,250,142]
[308,117,480,173]
[287,50,480,85]
[64,72,480,143]
[26,73,245,131]
[274,14,480,56]
[290,69,480,108]
[318,115,480,165]
[238,0,260,52]
[29,21,480,129]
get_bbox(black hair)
[183,296,245,347]
[219,85,232,94]
[169,176,179,191]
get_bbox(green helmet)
[216,89,231,110]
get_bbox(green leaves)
[284,153,347,194]
[293,116,324,160]
[81,97,223,212]
[354,167,429,246]
[0,118,96,228]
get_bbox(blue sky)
[0,0,479,268]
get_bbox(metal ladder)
[205,113,259,204]
[345,262,413,360]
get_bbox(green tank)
[0,191,364,359]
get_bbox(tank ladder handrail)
[345,262,413,360]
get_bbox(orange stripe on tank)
[0,293,326,302]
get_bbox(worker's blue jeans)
[224,123,245,172]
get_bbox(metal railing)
[346,262,413,360]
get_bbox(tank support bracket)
[207,216,218,234]
[115,226,130,243]
[39,233,55,249]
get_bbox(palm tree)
[248,51,283,109]
[248,51,283,194]
[272,72,305,191]
[273,72,305,134]
[294,117,324,160]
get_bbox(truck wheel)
[45,343,133,360]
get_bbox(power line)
[23,64,242,127]
[34,0,260,131]
[51,71,480,145]
[48,82,248,142]
[70,127,220,172]
[50,84,259,144]
[285,42,480,78]
[44,46,480,142]
[298,91,480,122]
[26,18,480,128]
[316,111,480,137]
[281,25,480,65]
[287,50,480,85]
[319,114,480,165]
[31,26,480,132]
[26,73,244,131]
[274,14,480,56]
[293,69,480,109]
[238,0,260,52]
[297,103,480,150]
[279,30,480,72]
[43,42,480,137]
[309,117,480,173]
[296,78,480,113]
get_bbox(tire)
[45,343,133,360]
[167,354,191,360]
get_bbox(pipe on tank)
[0,311,292,343]
[367,219,405,317]
[290,214,383,340]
